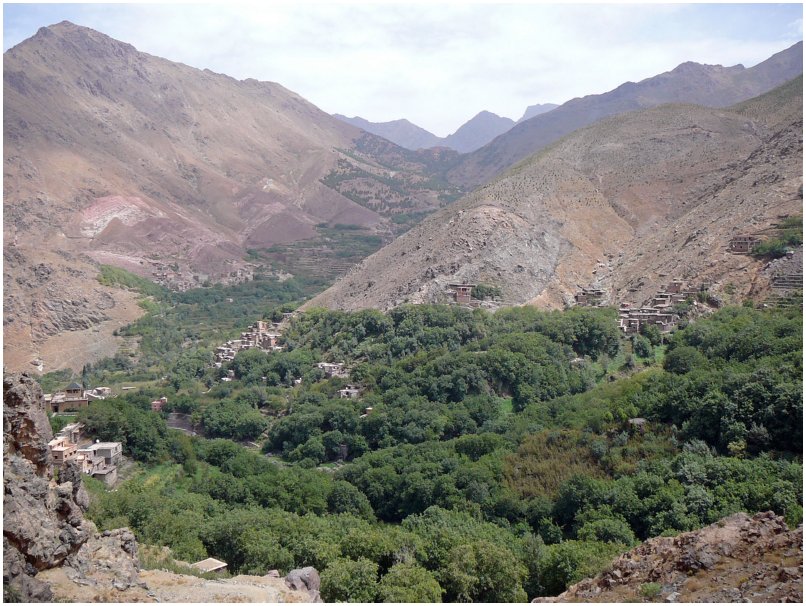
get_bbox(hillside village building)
[151,396,168,412]
[574,287,606,306]
[318,362,348,379]
[45,382,89,414]
[214,320,285,365]
[447,283,476,305]
[338,384,361,399]
[47,423,122,487]
[729,234,761,254]
[618,307,678,334]
[48,436,78,466]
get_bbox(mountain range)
[335,104,559,152]
[447,42,803,188]
[2,21,802,373]
[3,21,460,371]
[309,76,803,312]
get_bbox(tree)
[537,540,623,596]
[443,540,528,602]
[327,481,374,519]
[320,557,379,602]
[377,563,443,602]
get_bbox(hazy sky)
[3,2,803,136]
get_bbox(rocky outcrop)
[285,566,322,602]
[3,372,319,603]
[3,373,54,474]
[2,372,139,601]
[534,512,803,603]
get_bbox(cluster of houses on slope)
[214,319,288,367]
[44,383,112,414]
[47,422,122,487]
[617,280,710,334]
[575,279,709,335]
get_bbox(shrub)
[377,563,443,602]
[640,582,662,599]
[321,557,379,602]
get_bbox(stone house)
[151,396,168,412]
[48,436,78,466]
[448,284,475,305]
[46,382,89,414]
[729,234,760,254]
[318,362,348,379]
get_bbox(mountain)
[442,111,515,153]
[334,110,515,153]
[333,114,443,150]
[307,77,803,313]
[517,102,559,123]
[448,42,803,189]
[3,21,462,372]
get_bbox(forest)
[43,275,802,602]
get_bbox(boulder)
[285,566,321,601]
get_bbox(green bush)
[537,540,624,596]
[377,563,443,602]
[321,557,379,602]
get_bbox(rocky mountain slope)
[337,109,516,153]
[449,42,803,189]
[3,21,460,373]
[2,372,315,603]
[308,77,802,312]
[535,512,802,603]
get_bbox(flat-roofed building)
[192,558,228,574]
[48,436,78,465]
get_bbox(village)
[43,232,801,486]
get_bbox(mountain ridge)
[2,20,460,373]
[448,41,803,189]
[335,109,519,153]
[307,77,803,313]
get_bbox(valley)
[2,12,803,605]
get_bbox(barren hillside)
[308,78,802,312]
[3,21,460,372]
[449,42,803,189]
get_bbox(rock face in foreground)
[2,372,112,601]
[3,372,316,603]
[535,512,803,603]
